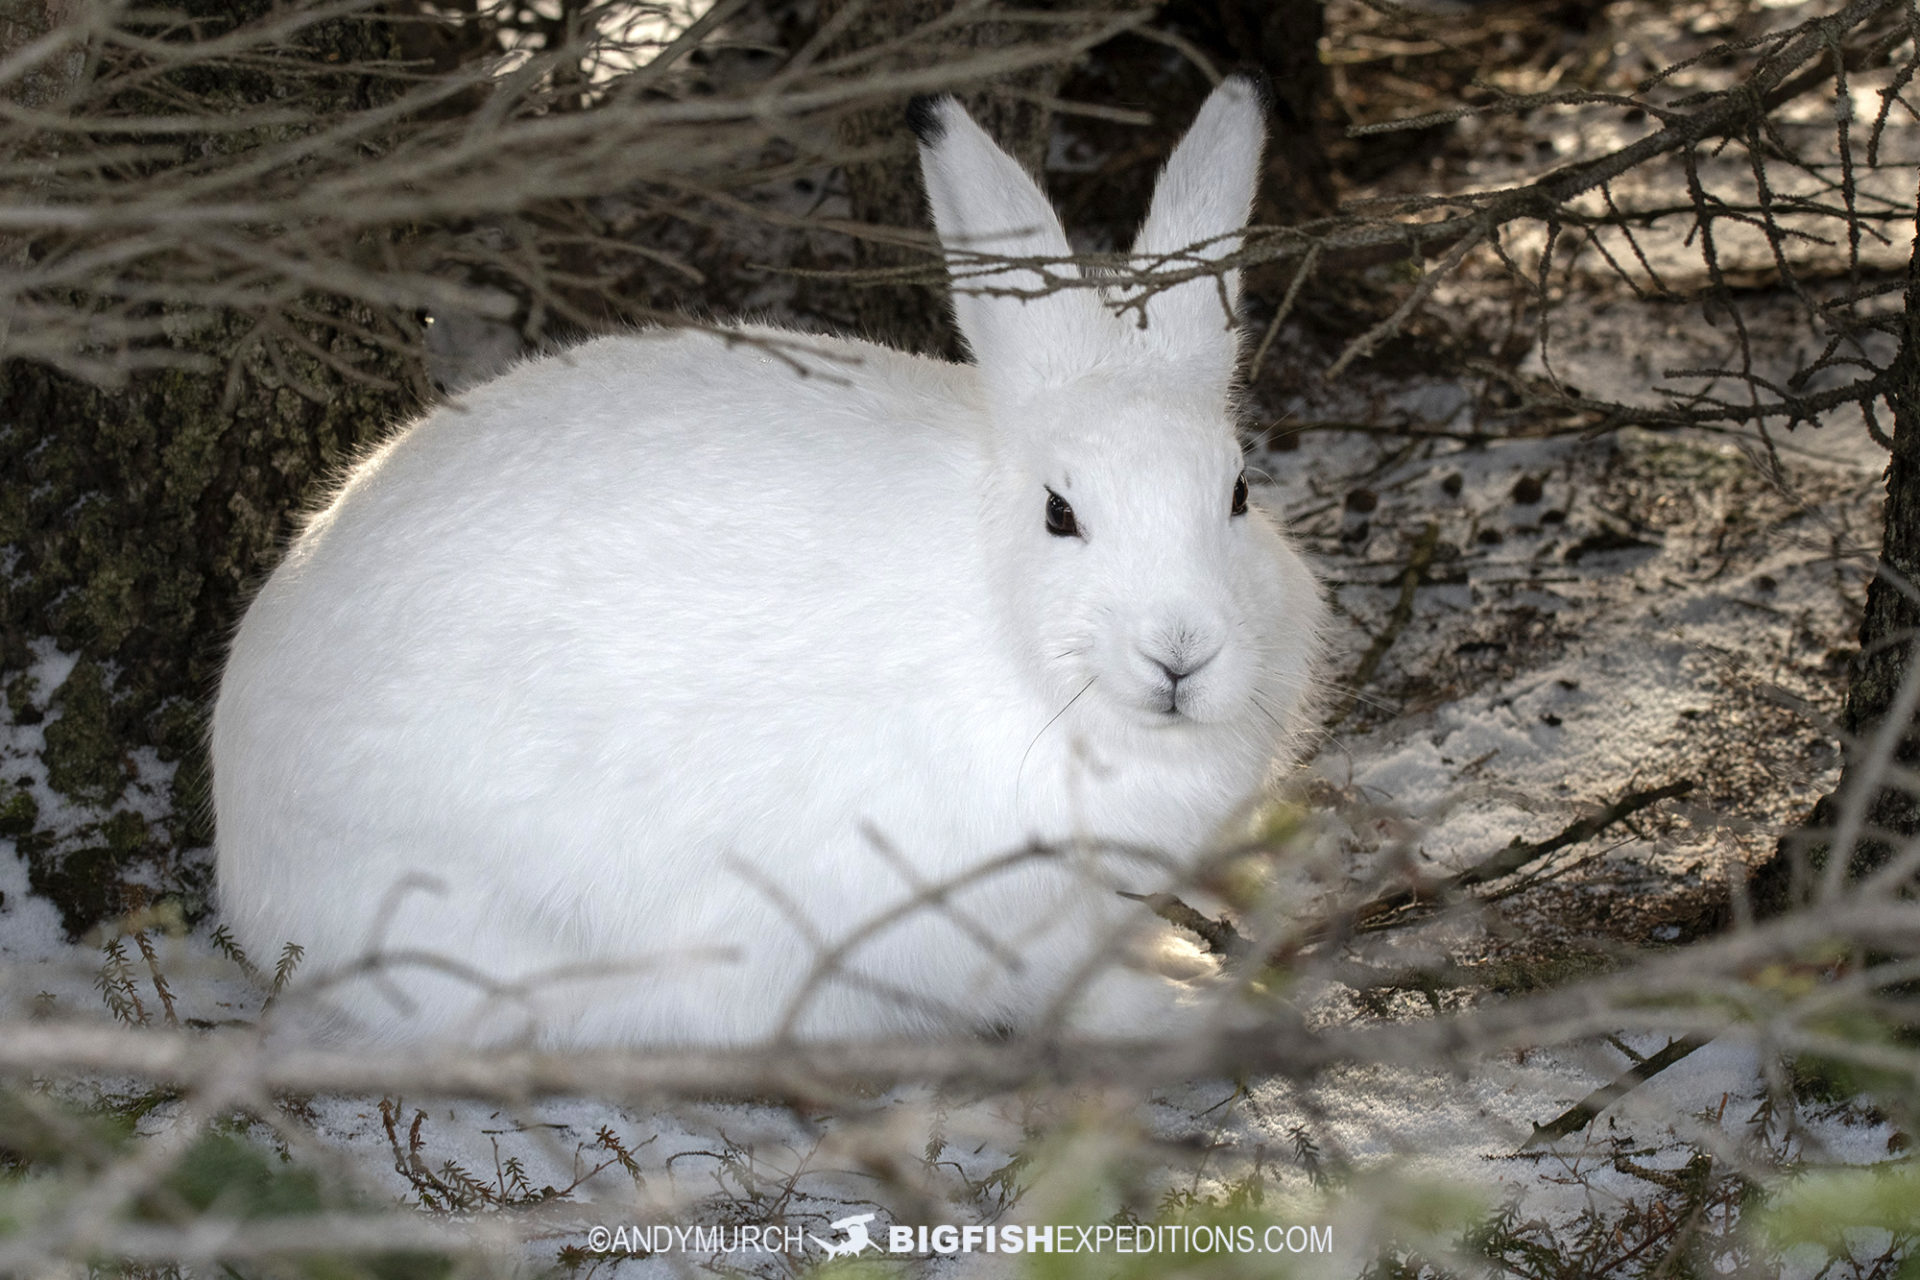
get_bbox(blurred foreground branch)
[1,889,1912,1100]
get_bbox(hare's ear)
[1127,75,1268,375]
[911,95,1106,396]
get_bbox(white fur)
[211,78,1326,1046]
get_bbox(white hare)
[211,76,1325,1046]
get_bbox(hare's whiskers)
[1018,677,1097,798]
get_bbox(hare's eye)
[1045,489,1079,538]
[1231,472,1249,518]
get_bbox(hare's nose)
[1145,644,1220,715]
[1151,647,1217,686]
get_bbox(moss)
[0,786,36,838]
[100,809,150,855]
[2,295,420,933]
[40,659,125,807]
[150,693,202,763]
[3,671,40,725]
[18,809,157,938]
[3,314,416,732]
[25,841,125,939]
[0,1,426,936]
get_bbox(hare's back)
[219,327,995,799]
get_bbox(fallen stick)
[1129,778,1697,959]
[1342,777,1698,936]
[1524,1034,1711,1147]
[1326,521,1441,729]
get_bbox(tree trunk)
[0,3,424,936]
[1748,185,1920,916]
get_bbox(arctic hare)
[212,76,1325,1045]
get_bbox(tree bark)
[1748,184,1920,916]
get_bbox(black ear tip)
[905,94,950,143]
[1226,66,1276,113]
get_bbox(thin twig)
[1327,522,1442,728]
[1340,778,1698,936]
[1524,1035,1713,1147]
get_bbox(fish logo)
[810,1212,878,1258]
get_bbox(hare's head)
[913,78,1322,753]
